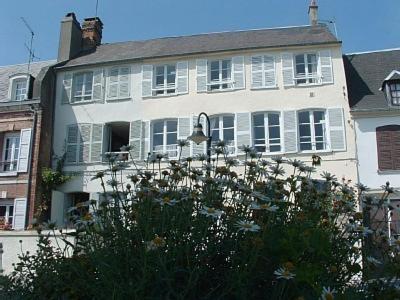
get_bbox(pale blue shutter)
[196,59,207,92]
[235,112,251,153]
[107,68,119,99]
[264,55,276,87]
[251,56,263,89]
[282,53,294,87]
[66,125,78,164]
[176,61,188,94]
[142,65,153,98]
[119,67,131,98]
[130,120,143,160]
[328,108,346,151]
[191,115,207,156]
[319,50,333,84]
[232,56,245,90]
[283,110,298,153]
[92,69,104,102]
[79,124,92,163]
[17,128,32,172]
[13,198,27,230]
[178,117,191,158]
[61,73,72,104]
[91,124,104,162]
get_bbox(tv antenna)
[319,19,338,39]
[95,0,99,17]
[21,17,37,74]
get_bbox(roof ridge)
[0,59,56,69]
[345,48,400,56]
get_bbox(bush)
[1,145,399,299]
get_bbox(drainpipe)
[0,242,3,274]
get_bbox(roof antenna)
[319,19,338,38]
[95,0,99,17]
[21,17,36,75]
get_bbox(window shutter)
[13,198,27,230]
[79,124,91,163]
[191,115,207,156]
[264,55,276,87]
[251,56,263,89]
[61,73,72,104]
[107,68,119,99]
[178,117,191,158]
[232,56,245,90]
[283,110,297,153]
[91,124,104,162]
[176,61,189,94]
[142,121,150,160]
[319,50,333,84]
[129,120,143,160]
[142,65,153,98]
[282,53,294,87]
[119,67,131,98]
[235,112,251,153]
[92,69,104,102]
[376,125,400,171]
[66,125,79,164]
[17,128,32,172]
[196,59,208,93]
[328,108,346,151]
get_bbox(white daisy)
[155,196,178,206]
[320,286,336,300]
[199,206,223,219]
[146,236,166,251]
[250,202,279,212]
[235,220,260,232]
[274,267,295,280]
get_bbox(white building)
[50,4,358,226]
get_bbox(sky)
[0,0,399,66]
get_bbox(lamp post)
[187,112,211,165]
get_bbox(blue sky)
[0,0,399,66]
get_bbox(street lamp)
[187,112,211,164]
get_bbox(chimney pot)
[308,0,318,26]
[82,17,103,50]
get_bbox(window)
[252,113,281,153]
[73,72,93,102]
[294,53,318,85]
[152,120,178,158]
[210,115,235,155]
[389,82,400,106]
[376,125,400,171]
[0,203,14,228]
[154,65,176,96]
[12,78,28,101]
[104,122,130,160]
[209,59,232,91]
[2,133,20,172]
[298,110,326,151]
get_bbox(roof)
[343,49,400,112]
[62,24,339,68]
[0,60,55,102]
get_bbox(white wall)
[355,115,400,190]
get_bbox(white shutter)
[251,56,263,89]
[91,124,104,162]
[142,121,150,160]
[176,61,188,94]
[13,198,27,230]
[191,115,207,156]
[119,67,131,98]
[61,73,72,104]
[178,117,191,158]
[196,59,208,93]
[107,68,119,99]
[328,108,346,151]
[17,128,32,172]
[319,50,333,84]
[264,55,276,87]
[66,125,78,164]
[79,124,91,163]
[92,69,104,102]
[235,112,251,153]
[232,56,245,90]
[283,110,298,153]
[142,65,153,98]
[129,120,143,160]
[282,53,294,87]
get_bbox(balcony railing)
[153,144,178,158]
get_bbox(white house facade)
[50,8,358,226]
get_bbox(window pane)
[156,75,164,86]
[166,120,177,132]
[167,133,177,145]
[253,114,264,126]
[156,66,164,76]
[223,116,234,128]
[295,55,305,64]
[300,143,312,151]
[224,128,234,141]
[298,111,310,124]
[313,111,325,123]
[153,122,164,133]
[314,124,324,137]
[153,134,163,146]
[211,70,219,81]
[269,127,280,139]
[270,145,281,152]
[167,65,176,85]
[255,145,266,152]
[210,117,219,129]
[299,124,311,137]
[254,127,265,140]
[211,130,220,141]
[268,113,280,126]
[84,74,93,95]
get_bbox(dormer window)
[9,75,30,102]
[382,70,400,107]
[388,82,400,106]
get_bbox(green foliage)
[1,145,399,299]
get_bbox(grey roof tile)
[62,25,339,68]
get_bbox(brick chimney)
[57,13,82,62]
[308,0,318,26]
[81,17,103,50]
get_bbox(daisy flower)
[155,196,178,206]
[320,286,336,300]
[250,202,279,212]
[146,236,166,251]
[235,220,260,232]
[274,267,295,280]
[199,206,223,219]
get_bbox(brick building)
[0,60,55,230]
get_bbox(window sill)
[251,85,279,90]
[106,97,131,102]
[206,88,236,94]
[298,149,332,154]
[377,169,400,175]
[0,172,18,177]
[70,100,96,106]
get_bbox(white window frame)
[298,110,328,152]
[252,112,283,154]
[8,74,29,101]
[72,71,94,102]
[389,81,400,106]
[151,119,178,158]
[2,133,20,172]
[210,115,236,155]
[0,201,14,228]
[208,59,233,91]
[294,53,319,86]
[153,64,177,96]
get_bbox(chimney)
[57,13,82,62]
[308,0,318,26]
[81,17,103,50]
